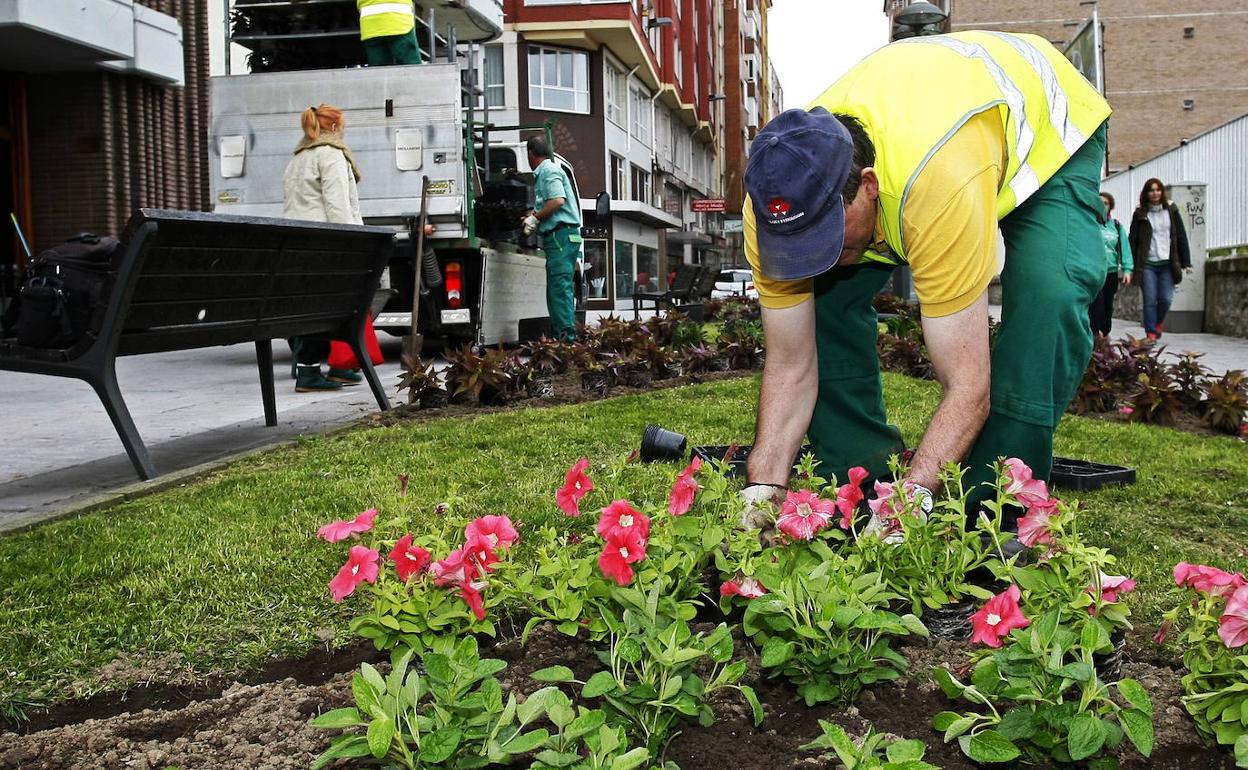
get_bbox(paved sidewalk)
[1,309,1244,532]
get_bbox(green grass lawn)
[0,373,1245,714]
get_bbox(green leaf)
[1068,713,1109,761]
[309,707,365,729]
[531,665,576,683]
[740,685,764,726]
[1117,679,1153,716]
[1081,617,1110,653]
[760,637,794,667]
[661,675,683,700]
[533,749,582,767]
[944,716,978,743]
[424,653,453,683]
[932,711,963,732]
[503,728,550,755]
[886,738,927,762]
[312,736,371,770]
[420,726,463,764]
[1120,708,1154,758]
[366,718,395,760]
[997,707,1040,741]
[567,708,606,740]
[1233,734,1248,768]
[900,613,930,637]
[519,686,560,723]
[360,663,386,694]
[1054,662,1095,682]
[584,671,619,698]
[610,747,651,770]
[960,729,1020,763]
[933,667,965,699]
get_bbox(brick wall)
[950,0,1248,172]
[24,0,209,250]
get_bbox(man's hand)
[1121,273,1132,286]
[522,213,539,236]
[739,483,785,530]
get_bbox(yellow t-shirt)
[745,110,1005,318]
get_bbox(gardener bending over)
[740,31,1111,533]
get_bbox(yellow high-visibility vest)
[811,31,1111,263]
[357,0,416,41]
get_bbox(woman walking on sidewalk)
[1128,178,1191,341]
[1089,192,1132,338]
[282,103,382,392]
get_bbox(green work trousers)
[542,226,581,342]
[807,124,1108,513]
[363,30,423,66]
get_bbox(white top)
[282,145,363,226]
[1147,204,1170,265]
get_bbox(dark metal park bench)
[0,208,394,480]
[631,262,702,319]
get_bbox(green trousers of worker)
[808,124,1108,516]
[542,226,581,342]
[363,30,423,66]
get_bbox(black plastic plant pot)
[920,599,976,642]
[1094,629,1127,683]
[527,376,555,399]
[640,424,688,463]
[624,370,653,389]
[581,372,610,398]
[419,388,449,410]
[478,386,509,407]
[663,362,684,380]
[690,444,753,477]
[1049,457,1137,492]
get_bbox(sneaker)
[327,368,363,385]
[295,365,344,392]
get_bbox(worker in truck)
[356,0,423,66]
[523,137,582,342]
[738,31,1111,536]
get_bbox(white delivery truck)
[209,0,589,346]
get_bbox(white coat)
[282,144,363,225]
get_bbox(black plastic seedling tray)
[1049,456,1136,491]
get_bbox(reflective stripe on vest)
[360,3,414,17]
[810,31,1110,263]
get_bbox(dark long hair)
[1138,178,1168,209]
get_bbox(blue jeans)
[1140,264,1175,335]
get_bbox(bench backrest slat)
[98,209,394,357]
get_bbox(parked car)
[711,268,758,299]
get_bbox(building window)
[615,240,636,298]
[674,39,683,87]
[656,108,672,161]
[584,240,609,299]
[635,245,659,293]
[629,83,652,145]
[528,46,590,114]
[630,164,652,205]
[610,153,627,200]
[483,45,504,108]
[605,64,626,126]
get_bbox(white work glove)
[739,483,786,530]
[522,214,539,236]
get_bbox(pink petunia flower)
[598,530,647,586]
[431,546,478,587]
[597,500,651,542]
[463,539,501,575]
[317,508,378,543]
[835,466,870,530]
[1119,406,1135,416]
[1217,585,1248,648]
[1003,458,1052,508]
[1016,504,1058,548]
[389,534,431,582]
[329,546,380,602]
[460,580,489,621]
[776,489,836,541]
[1173,562,1247,597]
[720,575,768,599]
[1087,572,1137,610]
[556,458,594,517]
[1152,619,1173,645]
[465,515,519,551]
[667,457,703,516]
[970,585,1031,648]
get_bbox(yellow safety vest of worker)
[357,0,416,41]
[812,30,1110,264]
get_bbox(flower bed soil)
[371,368,756,428]
[2,625,1233,770]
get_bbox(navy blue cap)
[745,107,853,281]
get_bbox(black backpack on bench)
[1,233,119,348]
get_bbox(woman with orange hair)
[282,104,381,391]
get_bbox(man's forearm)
[536,198,564,221]
[747,356,817,485]
[907,386,989,491]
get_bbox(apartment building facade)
[0,0,205,296]
[496,0,727,311]
[944,0,1248,172]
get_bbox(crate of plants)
[1049,456,1136,492]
